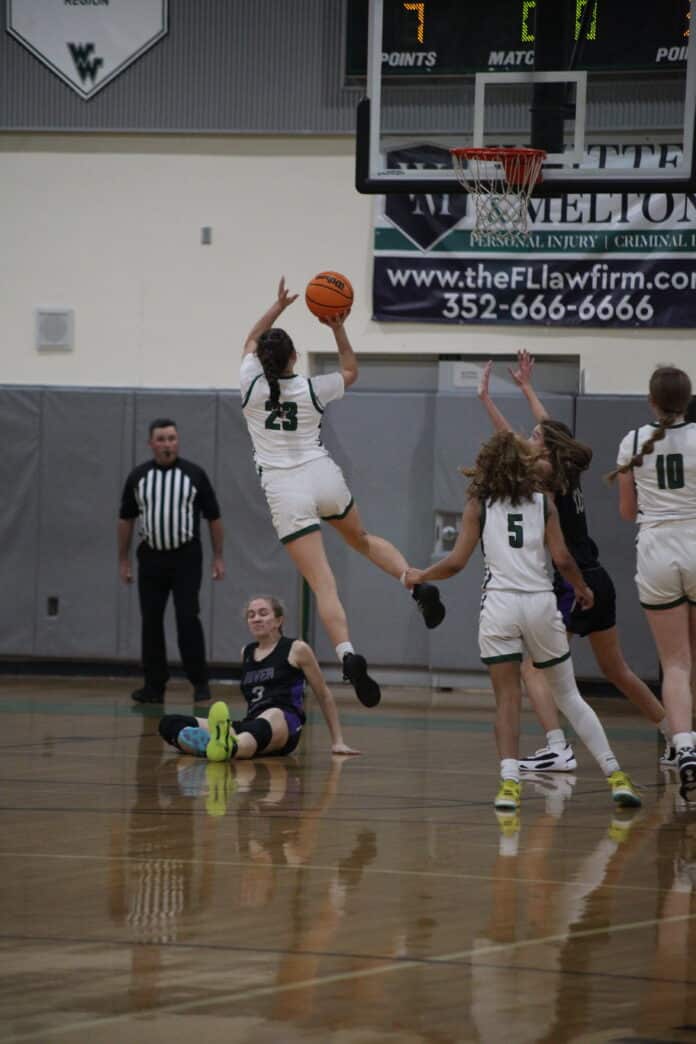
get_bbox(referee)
[118,418,225,704]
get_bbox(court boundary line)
[0,849,677,894]
[3,911,696,1043]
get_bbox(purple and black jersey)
[240,636,306,723]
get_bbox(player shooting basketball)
[238,276,446,709]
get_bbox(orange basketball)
[305,271,354,319]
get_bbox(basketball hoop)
[450,147,546,243]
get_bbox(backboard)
[352,0,696,196]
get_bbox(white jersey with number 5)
[240,353,345,469]
[481,492,551,594]
[616,421,696,526]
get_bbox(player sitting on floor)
[158,595,360,761]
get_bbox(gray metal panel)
[0,0,683,134]
[212,393,300,663]
[429,390,575,672]
[571,396,660,684]
[0,0,361,133]
[0,389,41,654]
[121,391,220,670]
[34,390,128,657]
[313,391,437,668]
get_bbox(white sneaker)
[660,741,678,768]
[519,743,577,772]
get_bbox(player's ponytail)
[257,328,295,409]
[606,365,692,482]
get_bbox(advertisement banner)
[373,144,696,328]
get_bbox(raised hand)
[478,360,493,399]
[277,276,299,311]
[509,349,534,387]
[318,310,350,328]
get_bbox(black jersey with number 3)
[240,636,307,722]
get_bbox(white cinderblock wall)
[1,133,693,393]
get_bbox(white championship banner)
[7,0,168,99]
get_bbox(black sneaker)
[412,583,446,629]
[193,683,211,703]
[342,653,381,708]
[679,747,696,802]
[131,686,165,704]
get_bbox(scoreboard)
[345,0,691,78]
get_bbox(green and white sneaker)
[205,701,238,762]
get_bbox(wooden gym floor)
[1,676,695,1044]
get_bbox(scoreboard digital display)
[345,0,691,78]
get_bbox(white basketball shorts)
[479,589,570,668]
[635,519,696,609]
[259,455,353,544]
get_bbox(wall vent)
[35,309,74,352]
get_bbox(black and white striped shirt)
[120,457,220,551]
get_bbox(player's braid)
[606,364,691,482]
[257,328,294,409]
[261,353,282,409]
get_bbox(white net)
[450,148,546,244]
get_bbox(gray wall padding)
[212,394,300,662]
[316,392,437,667]
[0,385,660,682]
[0,389,41,654]
[35,390,129,657]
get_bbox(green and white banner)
[373,144,696,327]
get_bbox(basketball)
[305,271,354,319]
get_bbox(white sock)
[674,731,694,751]
[501,758,520,782]
[658,717,672,739]
[546,728,567,752]
[336,642,354,663]
[545,658,619,776]
[599,752,620,776]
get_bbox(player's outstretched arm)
[243,276,298,356]
[510,349,550,422]
[290,640,361,755]
[478,360,514,432]
[320,312,358,388]
[404,498,481,587]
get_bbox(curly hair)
[606,365,692,482]
[538,419,593,494]
[256,328,295,409]
[462,430,542,505]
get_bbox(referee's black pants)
[137,541,208,692]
